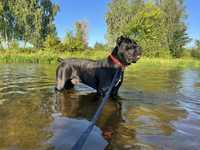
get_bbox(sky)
[52,0,200,47]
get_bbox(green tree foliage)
[191,40,200,59]
[106,0,189,58]
[0,1,3,49]
[0,1,15,47]
[124,2,169,57]
[94,42,108,51]
[0,0,59,48]
[63,21,88,51]
[157,0,190,58]
[43,34,62,51]
[75,21,88,49]
[106,0,144,46]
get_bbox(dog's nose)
[136,55,141,59]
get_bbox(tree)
[94,42,107,51]
[0,0,59,48]
[63,21,88,51]
[43,33,62,50]
[125,2,169,57]
[11,0,41,47]
[0,0,15,47]
[106,0,169,57]
[106,0,144,46]
[37,0,59,47]
[191,40,200,59]
[157,0,190,57]
[124,2,169,57]
[75,21,88,49]
[195,40,200,49]
[106,0,190,58]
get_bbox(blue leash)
[71,69,122,150]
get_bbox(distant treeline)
[0,0,59,48]
[0,0,200,59]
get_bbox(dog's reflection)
[55,90,123,127]
[55,90,124,141]
[50,90,141,150]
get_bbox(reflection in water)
[0,89,53,150]
[49,117,107,150]
[0,64,200,149]
[49,91,111,150]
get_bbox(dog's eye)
[132,45,137,49]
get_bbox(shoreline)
[0,50,199,68]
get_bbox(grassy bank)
[0,50,109,64]
[136,57,200,68]
[0,50,199,68]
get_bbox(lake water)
[0,64,200,150]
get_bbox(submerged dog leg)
[56,69,66,91]
[71,78,80,85]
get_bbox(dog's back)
[56,58,109,90]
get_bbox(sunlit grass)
[138,57,200,67]
[0,50,199,68]
[0,49,109,63]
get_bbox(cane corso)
[55,36,142,98]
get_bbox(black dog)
[55,36,142,98]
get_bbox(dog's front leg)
[97,82,116,98]
[97,86,108,97]
[110,87,120,99]
[111,72,124,99]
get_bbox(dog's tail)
[57,57,64,63]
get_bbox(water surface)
[0,64,200,150]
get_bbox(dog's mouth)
[133,55,141,63]
[127,54,141,64]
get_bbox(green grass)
[0,50,199,68]
[135,57,200,68]
[0,50,109,64]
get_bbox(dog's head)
[112,36,142,65]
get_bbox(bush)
[63,21,88,51]
[191,49,200,59]
[63,32,86,51]
[181,48,191,58]
[93,42,108,51]
[191,40,200,59]
[43,34,62,51]
[9,40,20,50]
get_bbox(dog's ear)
[57,57,64,62]
[116,36,125,46]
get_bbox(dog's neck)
[108,47,127,69]
[108,54,126,70]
